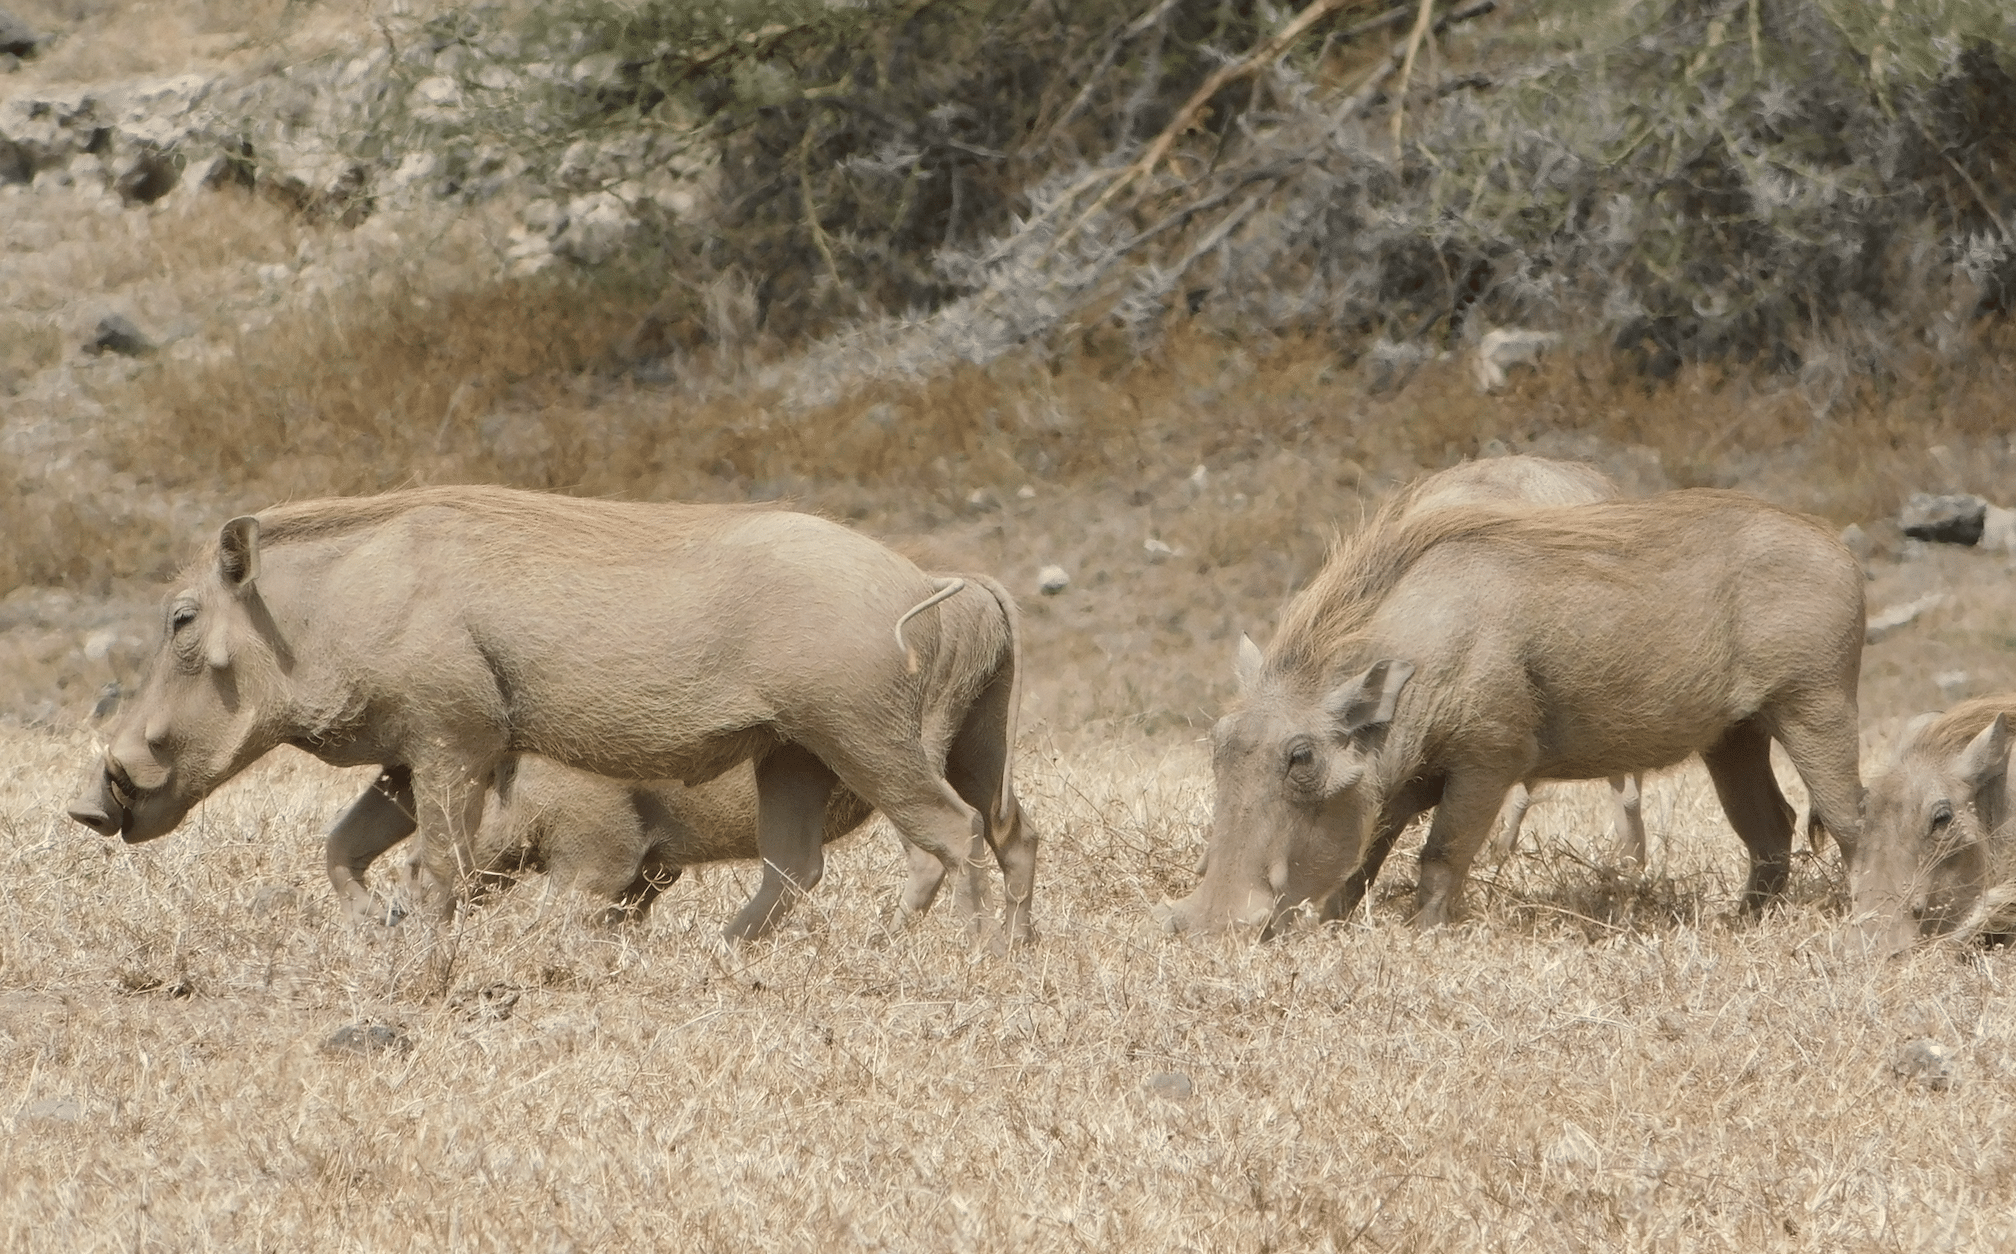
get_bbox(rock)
[0,8,43,58]
[17,1097,83,1124]
[1900,492,1986,546]
[1936,670,1971,703]
[553,190,636,265]
[1016,485,1036,500]
[1471,327,1557,392]
[1983,505,2016,554]
[409,75,462,110]
[84,314,154,358]
[90,681,121,721]
[1838,523,1873,563]
[1893,1038,1954,1091]
[1036,565,1070,596]
[1865,593,1945,644]
[1144,538,1177,563]
[1145,1071,1193,1100]
[321,1023,414,1058]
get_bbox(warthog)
[1860,697,2016,947]
[1162,486,1866,936]
[67,486,1034,944]
[327,755,875,925]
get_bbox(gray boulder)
[0,8,43,58]
[1900,492,1987,546]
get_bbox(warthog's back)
[1340,491,1863,780]
[249,487,942,783]
[1403,455,1616,513]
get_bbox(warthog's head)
[1856,712,2008,949]
[1159,637,1413,938]
[68,517,287,844]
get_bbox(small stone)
[1893,1038,1955,1091]
[1144,538,1176,563]
[18,1097,82,1124]
[411,75,461,108]
[1838,523,1873,563]
[322,1023,414,1059]
[1145,1071,1193,1100]
[965,488,999,513]
[1900,492,1987,546]
[1036,565,1070,596]
[1983,506,2016,554]
[84,315,155,358]
[0,8,43,58]
[1016,484,1036,500]
[1865,593,1945,645]
[1936,670,1971,703]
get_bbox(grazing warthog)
[67,486,1034,945]
[1161,486,1866,937]
[1860,697,2016,948]
[328,755,875,925]
[1402,456,1648,867]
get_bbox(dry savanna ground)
[7,673,2016,1250]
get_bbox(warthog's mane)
[1909,697,2016,761]
[245,485,759,551]
[1267,487,1796,679]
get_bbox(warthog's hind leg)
[945,677,1037,945]
[1610,773,1648,870]
[1701,718,1796,914]
[326,766,417,924]
[1487,782,1535,861]
[723,743,838,943]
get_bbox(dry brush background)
[7,0,2016,1249]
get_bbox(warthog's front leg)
[326,766,416,923]
[408,761,497,921]
[724,743,838,943]
[1701,718,1797,915]
[1414,774,1523,927]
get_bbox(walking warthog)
[1859,697,2016,947]
[1161,486,1867,937]
[328,755,875,925]
[67,486,1034,944]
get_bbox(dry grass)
[6,724,2015,1251]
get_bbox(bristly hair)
[1264,488,1798,680]
[244,485,752,548]
[1911,697,2016,760]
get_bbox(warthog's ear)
[1234,634,1265,692]
[1323,659,1415,738]
[1954,713,2011,796]
[217,516,260,591]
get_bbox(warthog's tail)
[895,577,967,674]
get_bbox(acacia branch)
[1054,0,1378,253]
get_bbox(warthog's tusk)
[893,577,966,674]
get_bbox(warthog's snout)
[66,756,139,840]
[1155,884,1282,938]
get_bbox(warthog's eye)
[170,605,197,633]
[1931,802,1954,833]
[1285,741,1317,782]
